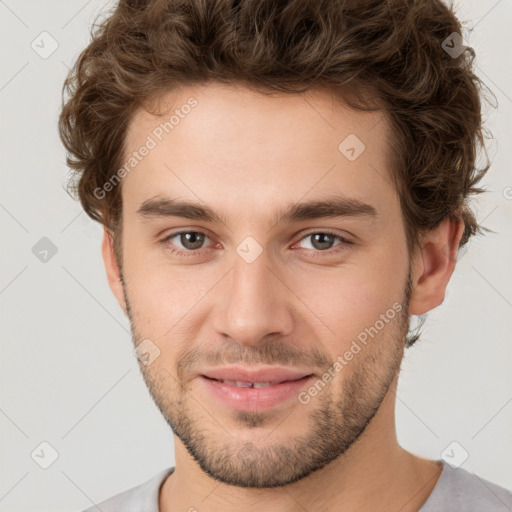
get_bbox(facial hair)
[122,268,413,488]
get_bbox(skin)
[102,82,464,511]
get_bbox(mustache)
[176,338,332,379]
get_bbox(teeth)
[252,382,273,388]
[221,380,275,388]
[225,380,252,387]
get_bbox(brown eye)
[162,230,213,256]
[176,232,206,250]
[298,232,343,251]
[309,233,337,250]
[293,231,353,259]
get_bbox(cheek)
[124,256,218,344]
[121,232,193,322]
[292,253,407,347]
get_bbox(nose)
[212,247,293,347]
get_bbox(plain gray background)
[0,0,511,510]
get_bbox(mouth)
[201,375,312,388]
[198,371,315,411]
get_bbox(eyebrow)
[137,194,378,226]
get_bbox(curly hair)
[58,0,495,262]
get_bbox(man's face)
[116,83,413,487]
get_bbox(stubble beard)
[122,270,412,488]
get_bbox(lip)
[201,365,313,384]
[199,366,315,412]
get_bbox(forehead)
[122,82,397,225]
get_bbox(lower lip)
[199,375,314,411]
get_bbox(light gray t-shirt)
[82,460,512,511]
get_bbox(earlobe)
[408,216,465,315]
[101,227,128,315]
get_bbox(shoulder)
[421,461,512,512]
[81,467,174,512]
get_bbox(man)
[59,0,512,510]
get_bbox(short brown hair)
[58,0,495,259]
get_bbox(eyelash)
[160,230,353,258]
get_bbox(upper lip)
[201,366,314,384]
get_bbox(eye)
[160,229,353,258]
[161,230,214,256]
[294,231,352,256]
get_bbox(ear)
[409,216,465,315]
[101,227,127,315]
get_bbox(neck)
[160,376,442,512]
